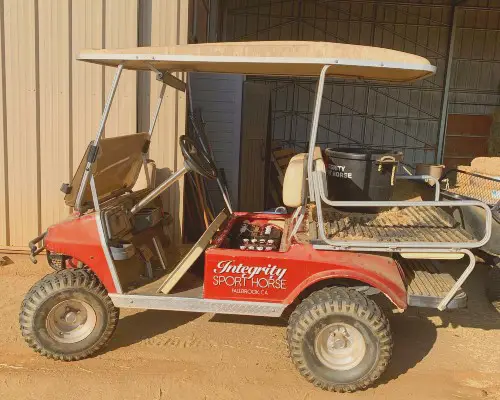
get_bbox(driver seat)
[283,147,327,208]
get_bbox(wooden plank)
[271,140,283,150]
[447,114,493,136]
[444,157,474,169]
[159,210,228,294]
[104,0,138,137]
[38,0,71,230]
[277,157,293,168]
[71,0,104,172]
[4,0,40,245]
[0,2,8,245]
[444,136,489,158]
[273,148,296,160]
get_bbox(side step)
[398,258,467,309]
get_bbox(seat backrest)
[283,147,326,208]
[134,159,157,191]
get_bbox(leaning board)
[158,210,228,294]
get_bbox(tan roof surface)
[78,41,435,82]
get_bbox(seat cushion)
[283,147,324,208]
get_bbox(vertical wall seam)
[0,0,9,245]
[136,0,140,134]
[34,0,42,234]
[68,0,73,180]
[101,0,106,138]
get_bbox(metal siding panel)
[0,0,189,247]
[4,0,40,245]
[149,0,188,242]
[0,2,7,245]
[137,0,152,133]
[104,0,138,137]
[225,0,449,165]
[38,0,71,230]
[449,8,500,116]
[71,0,104,171]
[189,72,243,209]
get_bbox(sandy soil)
[1,254,500,400]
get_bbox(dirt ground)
[1,255,500,400]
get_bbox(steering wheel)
[179,136,218,180]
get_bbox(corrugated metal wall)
[221,0,500,165]
[449,1,500,116]
[189,72,244,210]
[0,0,188,248]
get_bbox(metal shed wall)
[0,0,188,248]
[221,0,500,165]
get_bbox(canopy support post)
[306,65,331,201]
[437,3,458,163]
[148,82,167,139]
[75,63,124,211]
[289,65,330,238]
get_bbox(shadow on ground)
[107,310,202,352]
[103,262,499,383]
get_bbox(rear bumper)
[28,231,46,264]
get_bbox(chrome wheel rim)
[314,322,366,371]
[46,299,97,344]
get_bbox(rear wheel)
[287,287,392,392]
[19,268,119,361]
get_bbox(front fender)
[44,213,117,293]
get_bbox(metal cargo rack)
[289,65,494,311]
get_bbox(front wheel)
[287,287,392,392]
[19,268,119,361]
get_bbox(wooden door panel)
[239,83,271,211]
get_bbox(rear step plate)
[398,258,467,309]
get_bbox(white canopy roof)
[78,41,436,82]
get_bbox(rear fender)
[285,263,407,310]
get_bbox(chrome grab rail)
[311,171,493,250]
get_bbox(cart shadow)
[106,310,203,352]
[377,262,500,387]
[210,263,500,387]
[103,265,499,382]
[209,314,288,327]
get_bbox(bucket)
[325,148,403,204]
[109,241,135,261]
[415,163,445,186]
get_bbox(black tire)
[287,287,392,393]
[486,263,500,312]
[19,268,119,361]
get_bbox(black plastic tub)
[325,147,403,204]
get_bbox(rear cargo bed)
[304,205,474,243]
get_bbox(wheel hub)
[315,322,366,371]
[46,299,97,344]
[63,310,79,324]
[329,327,351,350]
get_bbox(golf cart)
[21,41,495,393]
